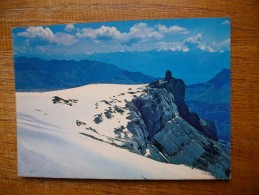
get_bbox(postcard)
[12,18,231,179]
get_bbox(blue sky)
[12,18,230,58]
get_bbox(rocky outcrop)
[125,70,230,179]
[149,70,218,141]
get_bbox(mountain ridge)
[19,49,230,85]
[14,57,156,92]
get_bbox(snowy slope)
[16,84,213,179]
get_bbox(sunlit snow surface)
[17,84,213,179]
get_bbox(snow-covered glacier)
[17,71,231,179]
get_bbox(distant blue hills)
[83,50,230,85]
[18,50,230,85]
[14,57,156,91]
[185,68,231,142]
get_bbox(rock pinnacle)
[165,70,173,81]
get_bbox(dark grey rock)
[93,113,103,124]
[152,117,230,179]
[148,71,218,141]
[132,88,178,138]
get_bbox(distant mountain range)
[17,50,230,85]
[14,57,156,91]
[185,69,230,142]
[83,50,230,84]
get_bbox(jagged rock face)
[131,88,178,139]
[125,71,229,178]
[125,101,149,154]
